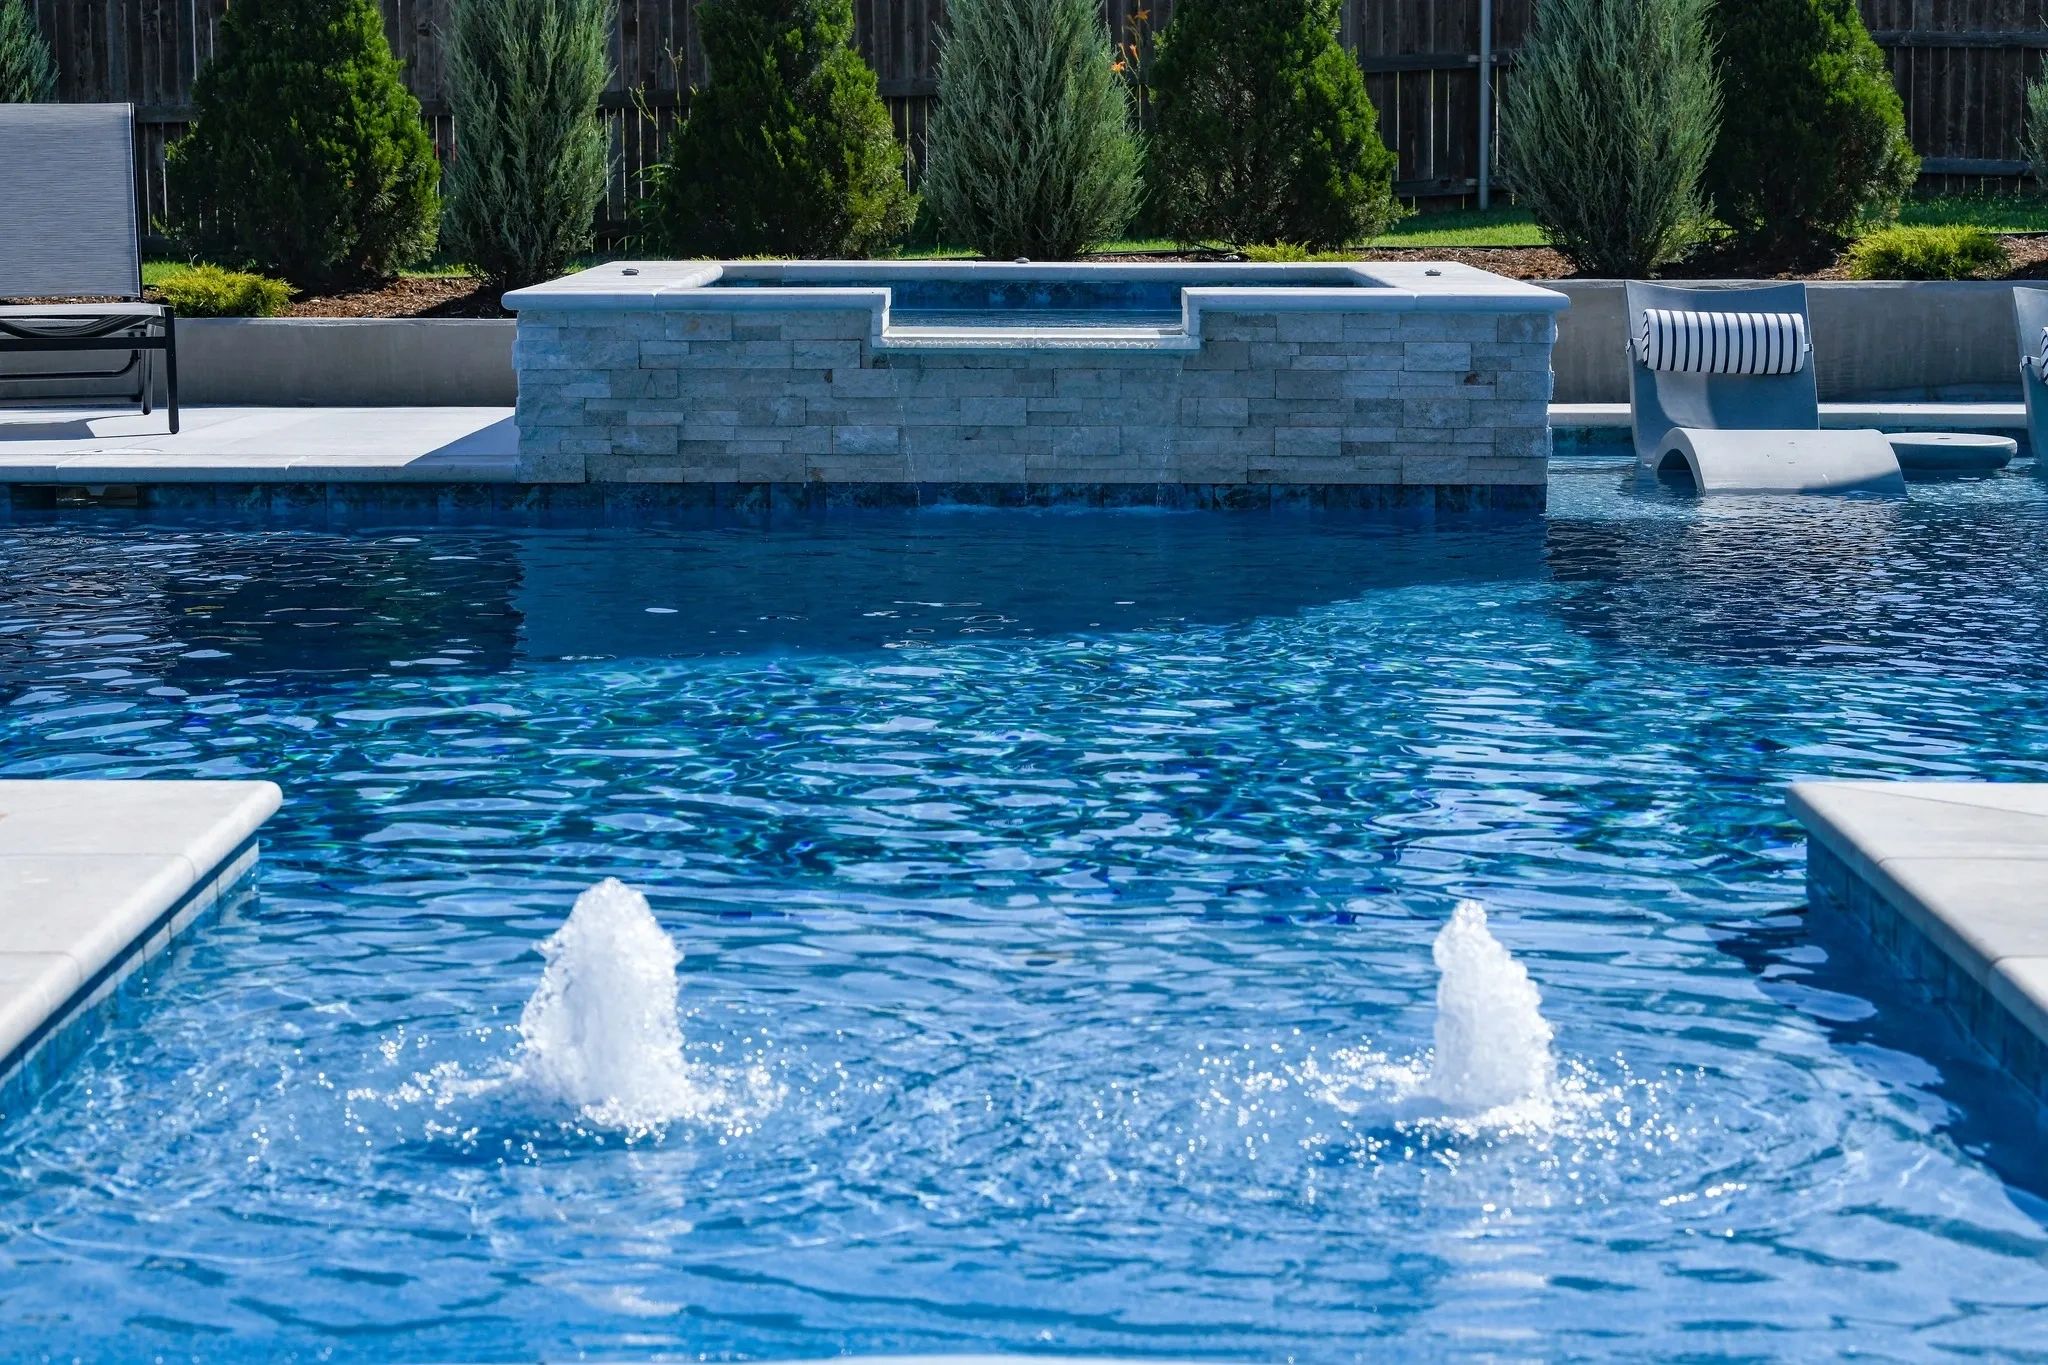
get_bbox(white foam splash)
[1309,900,1564,1133]
[1419,900,1557,1116]
[510,878,744,1133]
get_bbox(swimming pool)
[2,462,2047,1359]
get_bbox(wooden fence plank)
[25,0,2048,246]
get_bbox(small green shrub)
[1241,242,1350,263]
[1500,0,1719,278]
[1705,0,1918,264]
[2025,73,2048,186]
[922,0,1142,260]
[444,0,614,289]
[152,265,292,317]
[169,0,440,290]
[0,0,55,102]
[1844,225,2007,280]
[646,0,913,259]
[1149,0,1398,250]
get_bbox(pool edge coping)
[1791,781,2048,1111]
[0,781,283,1118]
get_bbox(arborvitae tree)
[646,0,913,258]
[1500,0,1719,277]
[1705,0,1917,264]
[1149,0,1398,249]
[169,0,440,289]
[921,0,1142,260]
[444,0,614,288]
[0,0,57,103]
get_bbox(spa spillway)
[504,260,1566,511]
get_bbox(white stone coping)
[502,260,1571,344]
[1790,781,2048,1049]
[0,781,284,1079]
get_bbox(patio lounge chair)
[1625,281,1901,496]
[0,103,177,434]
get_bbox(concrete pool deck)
[0,401,2025,488]
[0,407,520,483]
[1793,782,2048,1113]
[0,781,282,1115]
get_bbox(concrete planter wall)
[0,318,516,408]
[2,282,2026,412]
[1552,280,2026,404]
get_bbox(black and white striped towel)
[2032,326,2048,377]
[1635,308,1808,375]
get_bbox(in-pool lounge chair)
[1625,280,1900,496]
[0,103,177,434]
[2015,286,2048,459]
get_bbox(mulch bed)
[273,275,508,318]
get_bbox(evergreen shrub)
[921,0,1143,260]
[1844,225,2007,280]
[646,0,913,259]
[153,264,292,317]
[169,0,440,289]
[444,0,614,288]
[1149,0,1398,249]
[0,0,56,103]
[1705,0,1917,263]
[1499,0,1719,277]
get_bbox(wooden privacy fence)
[27,0,2048,245]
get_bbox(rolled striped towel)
[1635,308,1808,375]
[2033,326,2048,377]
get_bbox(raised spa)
[504,260,1565,506]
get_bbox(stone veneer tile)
[514,302,1561,486]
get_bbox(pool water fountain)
[512,881,1562,1137]
[1421,900,1558,1116]
[510,877,732,1133]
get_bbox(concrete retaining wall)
[180,319,515,406]
[1552,280,2026,404]
[1,282,2025,411]
[0,318,515,408]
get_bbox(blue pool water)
[713,277,1281,328]
[3,464,2048,1360]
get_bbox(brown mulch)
[273,275,509,318]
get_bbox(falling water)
[511,878,722,1132]
[1419,900,1557,1115]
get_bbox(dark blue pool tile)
[0,480,1548,524]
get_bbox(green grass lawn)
[1898,194,2048,233]
[893,207,1547,258]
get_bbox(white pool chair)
[0,103,178,434]
[1625,281,1900,496]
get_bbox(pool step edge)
[0,781,283,1120]
[1792,781,2048,1115]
